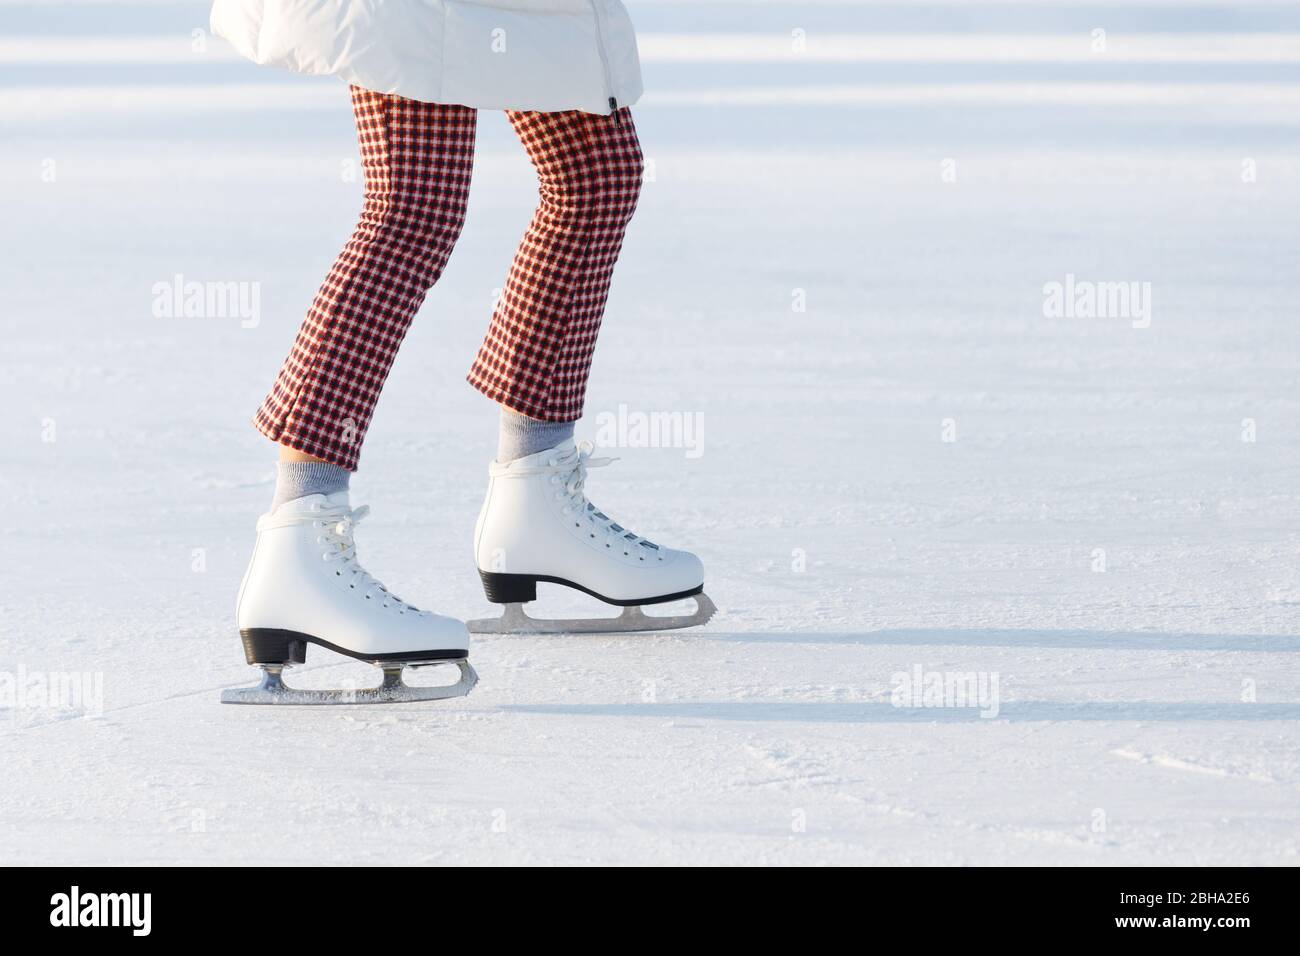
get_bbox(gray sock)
[272,460,350,510]
[497,406,575,461]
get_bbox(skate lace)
[314,504,423,614]
[544,441,663,558]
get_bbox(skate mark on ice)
[742,743,847,789]
[830,787,1113,855]
[505,701,1300,723]
[0,674,256,736]
[1111,748,1277,783]
[1,658,475,736]
[700,629,1300,653]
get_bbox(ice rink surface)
[2,0,1299,864]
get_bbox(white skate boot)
[223,492,476,704]
[468,440,716,634]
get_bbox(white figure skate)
[223,492,476,704]
[468,440,716,634]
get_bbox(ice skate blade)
[220,659,477,705]
[468,592,716,635]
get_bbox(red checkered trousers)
[254,86,644,470]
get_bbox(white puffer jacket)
[210,0,644,115]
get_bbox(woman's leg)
[256,87,478,473]
[467,108,644,433]
[463,109,713,634]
